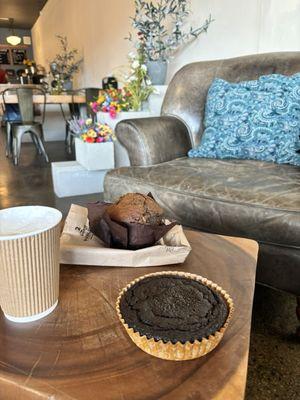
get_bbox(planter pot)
[146,61,168,85]
[75,138,114,171]
[97,111,155,130]
[63,80,73,91]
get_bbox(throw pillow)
[188,73,300,166]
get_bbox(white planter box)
[75,138,114,171]
[51,161,107,198]
[97,111,158,130]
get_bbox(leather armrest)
[115,116,191,166]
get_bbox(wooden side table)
[0,231,258,400]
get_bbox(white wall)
[32,0,300,86]
[168,0,300,79]
[259,0,300,52]
[32,0,135,87]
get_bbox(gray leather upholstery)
[162,51,300,146]
[104,52,300,295]
[116,116,191,166]
[104,157,299,248]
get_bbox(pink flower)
[96,137,105,143]
[109,106,117,119]
[91,102,98,113]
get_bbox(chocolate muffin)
[87,194,176,250]
[116,271,234,361]
[106,193,163,225]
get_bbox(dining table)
[0,84,86,105]
[0,94,86,104]
[0,84,86,123]
[0,84,87,141]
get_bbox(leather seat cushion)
[104,157,300,248]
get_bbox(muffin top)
[106,193,163,225]
[119,274,229,344]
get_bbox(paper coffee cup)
[0,206,62,323]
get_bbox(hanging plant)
[128,0,213,61]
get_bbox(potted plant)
[124,49,155,111]
[68,118,115,171]
[90,87,132,119]
[50,35,83,93]
[90,56,155,128]
[128,0,213,84]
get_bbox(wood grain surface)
[0,94,86,104]
[0,231,258,400]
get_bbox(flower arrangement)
[51,35,82,80]
[68,117,116,143]
[50,35,83,93]
[124,49,154,111]
[128,0,213,62]
[90,88,131,118]
[91,49,154,116]
[23,59,36,67]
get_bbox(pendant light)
[6,18,21,46]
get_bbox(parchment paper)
[60,204,191,267]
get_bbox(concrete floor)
[0,132,101,212]
[0,132,299,399]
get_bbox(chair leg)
[36,136,49,163]
[5,122,12,158]
[65,122,69,145]
[29,126,49,163]
[30,132,42,154]
[12,135,21,166]
[67,131,73,154]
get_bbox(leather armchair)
[105,52,300,297]
[116,116,191,166]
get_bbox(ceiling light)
[6,35,22,46]
[6,18,21,46]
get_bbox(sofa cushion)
[104,157,300,248]
[188,74,300,166]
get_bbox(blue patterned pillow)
[188,74,300,166]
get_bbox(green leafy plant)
[124,48,155,111]
[128,0,213,61]
[51,35,83,81]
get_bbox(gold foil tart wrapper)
[116,271,234,361]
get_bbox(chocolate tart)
[116,271,234,361]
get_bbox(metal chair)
[1,96,21,158]
[59,89,83,153]
[61,87,101,154]
[2,87,49,165]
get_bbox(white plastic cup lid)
[0,206,62,240]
